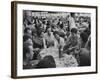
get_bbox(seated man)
[63,28,79,55]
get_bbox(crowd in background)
[23,10,91,69]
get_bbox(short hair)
[80,32,88,43]
[59,23,64,29]
[84,28,91,37]
[36,55,56,68]
[70,13,75,17]
[24,27,31,33]
[23,34,32,42]
[53,31,58,36]
[42,21,46,24]
[45,26,51,32]
[71,28,77,34]
[46,20,51,27]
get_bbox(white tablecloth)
[39,47,78,67]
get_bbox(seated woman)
[53,31,65,50]
[44,27,55,48]
[53,31,65,58]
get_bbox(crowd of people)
[23,11,91,69]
